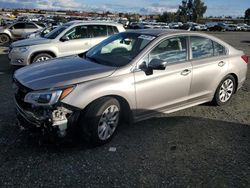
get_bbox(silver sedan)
[13,29,248,146]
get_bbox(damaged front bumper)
[15,99,80,137]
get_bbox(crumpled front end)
[14,80,80,137]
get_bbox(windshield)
[44,25,68,39]
[40,26,55,37]
[86,32,155,67]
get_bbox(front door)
[134,36,192,116]
[57,25,92,57]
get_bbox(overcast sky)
[0,0,249,17]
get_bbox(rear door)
[188,36,229,101]
[88,25,109,47]
[10,22,25,39]
[24,23,39,35]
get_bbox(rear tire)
[0,34,10,45]
[32,53,53,63]
[79,97,121,146]
[213,75,236,106]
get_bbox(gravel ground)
[0,32,249,187]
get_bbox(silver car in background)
[8,21,125,65]
[24,25,58,39]
[0,22,43,44]
[13,29,248,146]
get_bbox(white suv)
[9,21,125,65]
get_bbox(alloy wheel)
[35,56,50,62]
[0,35,9,44]
[219,79,234,102]
[97,105,119,140]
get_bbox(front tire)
[213,75,236,106]
[32,53,53,63]
[0,34,10,44]
[79,97,121,146]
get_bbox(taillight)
[241,55,249,63]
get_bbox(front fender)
[61,74,136,112]
[28,45,59,63]
[0,30,12,38]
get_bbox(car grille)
[13,79,33,111]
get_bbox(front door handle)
[218,61,226,67]
[181,69,191,76]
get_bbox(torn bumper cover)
[15,100,79,137]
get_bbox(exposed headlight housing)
[24,86,74,106]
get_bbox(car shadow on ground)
[241,40,250,44]
[0,115,249,186]
[1,115,249,152]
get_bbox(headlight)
[24,86,74,106]
[18,47,29,52]
[13,46,29,53]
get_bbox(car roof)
[126,29,232,48]
[65,20,123,27]
[126,29,198,36]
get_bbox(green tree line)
[158,0,249,24]
[158,0,207,23]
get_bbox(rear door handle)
[218,61,226,67]
[181,69,191,76]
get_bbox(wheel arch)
[83,95,134,125]
[29,50,57,64]
[228,73,238,93]
[0,32,10,37]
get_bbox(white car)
[9,21,125,66]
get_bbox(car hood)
[14,56,116,90]
[11,37,52,47]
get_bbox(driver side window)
[64,26,88,40]
[149,36,187,64]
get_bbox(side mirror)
[60,35,69,42]
[148,59,167,70]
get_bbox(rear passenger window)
[88,25,107,37]
[191,36,213,59]
[25,23,38,29]
[149,36,187,64]
[113,26,119,34]
[13,23,25,29]
[107,26,114,35]
[213,41,226,56]
[107,26,119,36]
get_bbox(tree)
[245,8,250,24]
[178,0,188,22]
[187,0,193,21]
[158,12,178,23]
[177,0,207,22]
[192,0,207,22]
